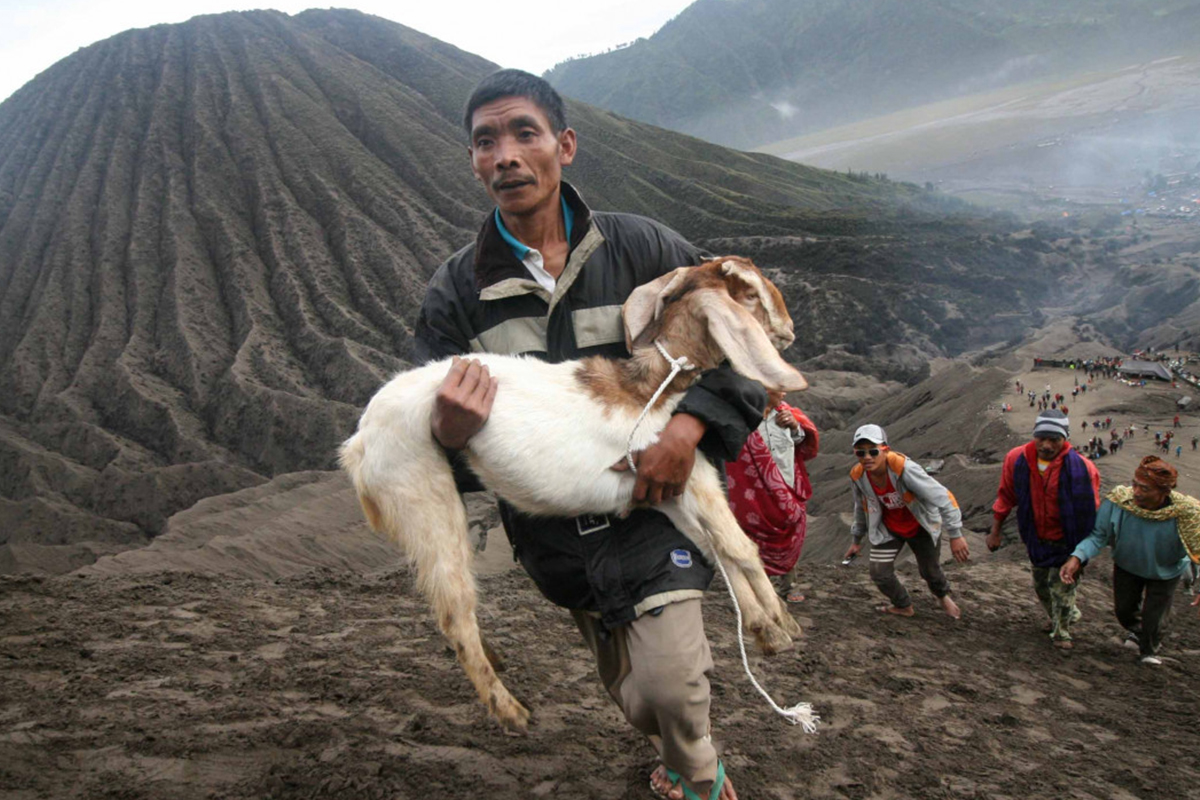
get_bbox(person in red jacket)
[726,392,819,604]
[988,409,1101,649]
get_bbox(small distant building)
[1118,360,1173,381]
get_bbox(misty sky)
[0,0,694,103]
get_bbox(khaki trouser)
[572,598,719,794]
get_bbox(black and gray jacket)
[413,182,767,628]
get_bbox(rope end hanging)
[780,703,820,733]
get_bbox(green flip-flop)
[658,760,727,800]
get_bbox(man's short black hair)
[463,69,567,135]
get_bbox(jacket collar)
[850,451,907,482]
[473,181,593,291]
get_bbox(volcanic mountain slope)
[0,9,1082,562]
[546,0,1200,150]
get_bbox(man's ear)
[558,128,577,167]
[468,146,482,183]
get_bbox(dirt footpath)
[3,552,1199,799]
[4,342,1200,799]
[1004,359,1200,497]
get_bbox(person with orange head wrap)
[1061,456,1200,665]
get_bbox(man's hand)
[949,536,970,563]
[775,407,800,431]
[844,542,862,561]
[1060,556,1082,585]
[611,413,705,505]
[985,519,1003,552]
[431,357,497,450]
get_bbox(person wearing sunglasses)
[988,409,1101,650]
[843,424,968,619]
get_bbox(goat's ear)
[623,267,690,351]
[696,290,808,392]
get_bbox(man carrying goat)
[412,69,765,800]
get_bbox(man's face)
[1131,476,1170,510]
[468,96,576,218]
[1034,435,1066,460]
[854,440,887,473]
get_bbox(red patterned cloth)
[725,404,819,575]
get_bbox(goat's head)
[623,256,807,392]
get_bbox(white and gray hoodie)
[850,451,964,546]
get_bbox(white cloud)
[771,100,797,119]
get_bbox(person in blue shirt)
[1060,456,1200,665]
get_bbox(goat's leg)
[691,482,801,642]
[661,473,794,655]
[351,453,530,732]
[691,487,803,642]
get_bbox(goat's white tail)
[339,431,531,732]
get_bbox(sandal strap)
[665,760,726,800]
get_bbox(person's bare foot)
[649,765,680,800]
[939,595,961,620]
[876,604,915,617]
[649,764,739,800]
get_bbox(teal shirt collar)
[494,195,573,262]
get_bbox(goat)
[340,257,808,733]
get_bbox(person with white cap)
[988,408,1101,649]
[843,424,969,618]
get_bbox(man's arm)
[413,265,473,364]
[905,462,964,537]
[991,450,1018,520]
[988,450,1018,550]
[1061,500,1115,583]
[675,366,769,462]
[904,461,969,562]
[621,366,768,505]
[845,481,867,559]
[413,264,492,492]
[1085,456,1102,509]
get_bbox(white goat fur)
[340,258,807,732]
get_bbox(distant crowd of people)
[1031,356,1123,379]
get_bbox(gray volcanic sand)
[3,341,1200,798]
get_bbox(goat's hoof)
[778,610,803,638]
[752,624,794,656]
[490,692,531,734]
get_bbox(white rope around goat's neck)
[624,340,696,474]
[625,340,820,731]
